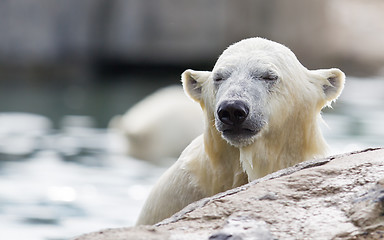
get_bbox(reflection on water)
[0,77,383,240]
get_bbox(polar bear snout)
[215,99,262,147]
[217,100,249,127]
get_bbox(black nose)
[217,100,249,126]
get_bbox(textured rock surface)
[74,148,384,240]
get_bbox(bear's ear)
[182,69,211,102]
[312,68,345,103]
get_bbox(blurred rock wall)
[0,0,383,76]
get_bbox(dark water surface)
[0,77,383,240]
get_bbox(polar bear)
[109,86,203,161]
[136,38,345,225]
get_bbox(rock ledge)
[74,148,384,240]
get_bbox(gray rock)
[73,148,384,240]
[209,214,274,240]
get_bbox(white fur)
[109,86,203,161]
[136,38,345,225]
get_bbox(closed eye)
[213,67,234,83]
[214,76,224,82]
[261,71,278,81]
[213,72,228,82]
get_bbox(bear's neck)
[240,112,328,181]
[202,122,248,193]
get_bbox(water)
[322,76,384,154]
[0,114,168,240]
[0,77,383,240]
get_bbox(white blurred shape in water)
[0,112,52,135]
[47,186,77,202]
[0,113,52,156]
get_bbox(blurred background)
[0,0,383,239]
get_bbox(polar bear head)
[182,38,345,148]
